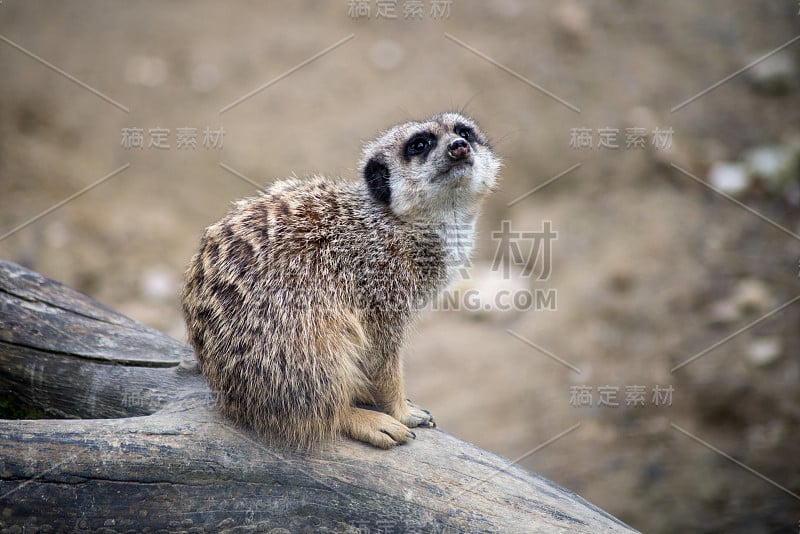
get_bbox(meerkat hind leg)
[342,406,416,449]
[370,371,436,429]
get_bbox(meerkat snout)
[447,138,471,160]
[182,112,500,449]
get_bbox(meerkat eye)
[404,133,436,159]
[455,125,475,142]
[409,137,429,154]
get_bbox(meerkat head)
[360,112,500,221]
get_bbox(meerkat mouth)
[437,160,474,182]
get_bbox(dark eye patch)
[364,157,391,204]
[455,123,476,143]
[403,132,437,162]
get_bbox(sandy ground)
[1,1,800,532]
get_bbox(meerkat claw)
[399,403,436,429]
[420,419,436,429]
[379,430,400,447]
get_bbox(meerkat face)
[361,113,500,221]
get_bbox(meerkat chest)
[433,219,477,287]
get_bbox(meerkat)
[181,112,500,449]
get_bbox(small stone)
[744,145,796,192]
[731,279,774,314]
[551,2,591,45]
[124,55,168,87]
[747,51,796,95]
[369,40,405,71]
[746,337,783,367]
[140,266,177,301]
[708,162,749,196]
[708,299,740,325]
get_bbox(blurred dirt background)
[2,1,800,532]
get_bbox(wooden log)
[0,259,637,533]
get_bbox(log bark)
[0,259,637,533]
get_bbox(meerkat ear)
[364,157,391,204]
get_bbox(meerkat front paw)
[394,400,436,429]
[344,407,416,449]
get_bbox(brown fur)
[181,113,499,449]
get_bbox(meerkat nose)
[447,139,471,160]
